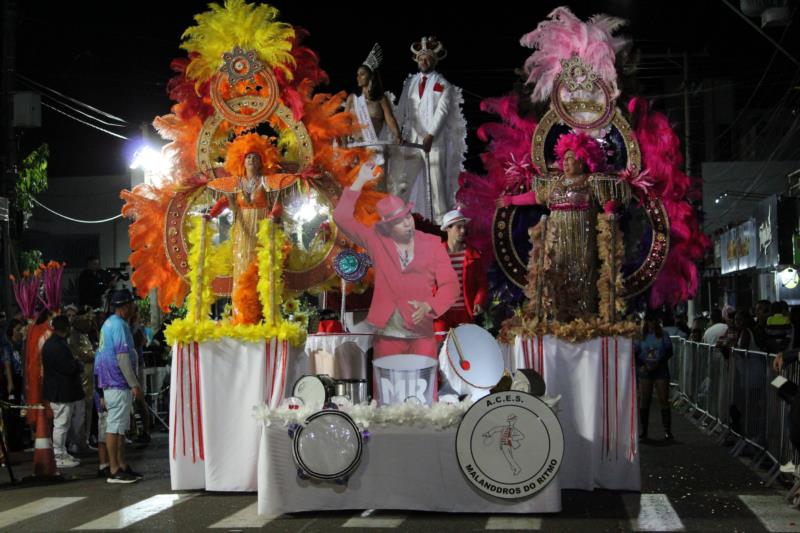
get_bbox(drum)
[335,379,369,405]
[442,324,505,395]
[511,368,547,397]
[292,410,363,480]
[292,375,336,411]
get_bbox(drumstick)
[449,329,471,371]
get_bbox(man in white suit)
[393,36,467,224]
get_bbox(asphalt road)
[0,408,798,532]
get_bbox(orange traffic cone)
[32,408,60,479]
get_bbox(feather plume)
[181,0,295,85]
[626,97,709,307]
[520,6,629,102]
[455,94,538,263]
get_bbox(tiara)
[363,43,383,72]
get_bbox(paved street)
[2,409,799,532]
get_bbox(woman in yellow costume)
[207,133,282,324]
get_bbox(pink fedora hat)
[376,195,414,225]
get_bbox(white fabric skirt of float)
[168,338,300,491]
[512,335,640,491]
[257,423,561,515]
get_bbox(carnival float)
[120,1,706,513]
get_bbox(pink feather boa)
[455,94,538,264]
[627,97,709,307]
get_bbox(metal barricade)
[668,337,800,487]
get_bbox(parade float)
[120,0,705,514]
[457,7,708,490]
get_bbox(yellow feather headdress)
[181,0,296,85]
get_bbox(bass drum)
[292,410,363,480]
[292,375,336,411]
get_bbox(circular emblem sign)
[456,392,564,499]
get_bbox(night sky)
[11,1,800,178]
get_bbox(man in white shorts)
[93,290,144,484]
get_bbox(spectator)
[69,309,98,454]
[42,315,84,468]
[753,299,772,352]
[764,301,794,354]
[703,309,728,346]
[129,305,150,445]
[1,319,25,453]
[663,310,687,339]
[25,309,53,426]
[636,313,674,441]
[689,316,708,342]
[78,256,106,310]
[675,313,690,338]
[94,289,143,484]
[772,351,800,454]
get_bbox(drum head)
[293,376,327,411]
[292,410,363,480]
[445,324,505,389]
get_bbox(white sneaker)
[780,461,796,474]
[56,454,80,468]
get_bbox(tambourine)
[292,375,336,411]
[292,410,364,481]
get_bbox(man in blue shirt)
[94,290,143,484]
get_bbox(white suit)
[393,70,467,223]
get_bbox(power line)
[41,102,129,140]
[38,93,126,128]
[16,73,127,124]
[32,197,123,224]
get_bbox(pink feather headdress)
[520,6,629,103]
[554,132,605,173]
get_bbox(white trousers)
[50,400,83,456]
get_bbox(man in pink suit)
[333,164,458,362]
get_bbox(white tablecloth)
[169,338,302,491]
[257,423,561,514]
[513,336,640,491]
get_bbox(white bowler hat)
[440,209,471,231]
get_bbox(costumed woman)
[207,133,282,324]
[635,313,674,441]
[496,132,606,323]
[345,43,401,173]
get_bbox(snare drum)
[292,410,363,480]
[292,375,336,411]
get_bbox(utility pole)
[2,0,17,317]
[683,50,696,323]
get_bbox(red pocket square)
[433,83,445,92]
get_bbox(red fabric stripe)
[187,342,196,463]
[614,337,619,461]
[193,342,204,461]
[277,340,288,405]
[172,345,180,460]
[179,345,186,457]
[265,341,272,404]
[604,338,610,458]
[521,338,530,369]
[539,337,544,378]
[629,339,637,461]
